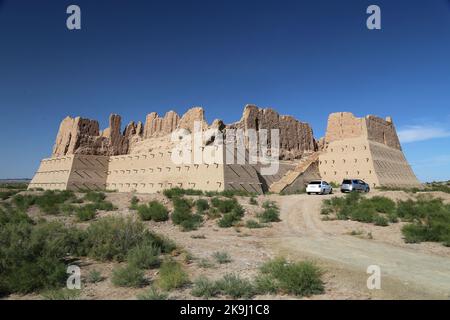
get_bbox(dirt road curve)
[268,194,450,299]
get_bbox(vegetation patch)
[157,260,190,291]
[111,264,146,287]
[137,200,169,222]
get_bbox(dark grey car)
[340,179,370,193]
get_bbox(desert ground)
[5,189,450,300]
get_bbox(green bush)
[191,277,220,298]
[83,191,106,203]
[127,244,161,269]
[137,286,169,300]
[368,196,396,214]
[246,219,264,228]
[157,260,189,290]
[171,197,203,231]
[87,270,103,283]
[84,216,174,261]
[163,187,203,199]
[374,215,389,226]
[258,208,280,223]
[249,197,258,205]
[254,274,279,295]
[0,218,85,295]
[76,204,97,221]
[195,199,210,213]
[213,251,232,264]
[216,274,255,299]
[259,258,324,296]
[137,201,169,222]
[130,196,140,209]
[111,264,146,287]
[211,197,238,213]
[41,288,81,300]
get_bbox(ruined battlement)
[324,112,401,150]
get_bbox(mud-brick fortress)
[28,105,420,194]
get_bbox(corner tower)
[318,112,420,188]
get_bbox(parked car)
[340,179,370,193]
[306,180,333,195]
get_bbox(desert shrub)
[217,203,245,228]
[262,200,278,210]
[84,216,174,261]
[207,207,221,219]
[41,288,81,300]
[163,188,203,199]
[220,189,254,198]
[87,270,103,283]
[12,194,36,211]
[76,204,97,221]
[258,258,324,296]
[254,274,278,294]
[130,196,140,209]
[127,244,161,269]
[195,199,210,213]
[191,277,220,298]
[249,197,258,205]
[373,215,389,226]
[397,197,450,246]
[211,197,238,213]
[137,201,168,222]
[213,251,232,264]
[83,191,106,203]
[367,196,396,214]
[111,264,146,287]
[157,260,189,290]
[60,203,76,215]
[246,219,264,228]
[216,274,255,299]
[0,191,19,201]
[171,197,203,231]
[137,286,169,300]
[258,207,280,223]
[198,258,215,268]
[0,219,85,295]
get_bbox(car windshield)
[309,181,321,185]
[342,180,351,184]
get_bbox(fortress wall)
[28,156,74,190]
[368,141,420,187]
[223,164,263,194]
[319,137,380,187]
[365,116,401,150]
[324,112,365,143]
[106,149,226,193]
[66,155,109,191]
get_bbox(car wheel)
[366,187,370,193]
[307,192,311,195]
[330,189,333,194]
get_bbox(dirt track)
[266,193,450,299]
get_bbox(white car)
[306,180,333,195]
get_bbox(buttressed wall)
[30,105,317,193]
[29,107,420,193]
[319,112,420,188]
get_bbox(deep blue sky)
[0,0,449,181]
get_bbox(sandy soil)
[5,190,450,300]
